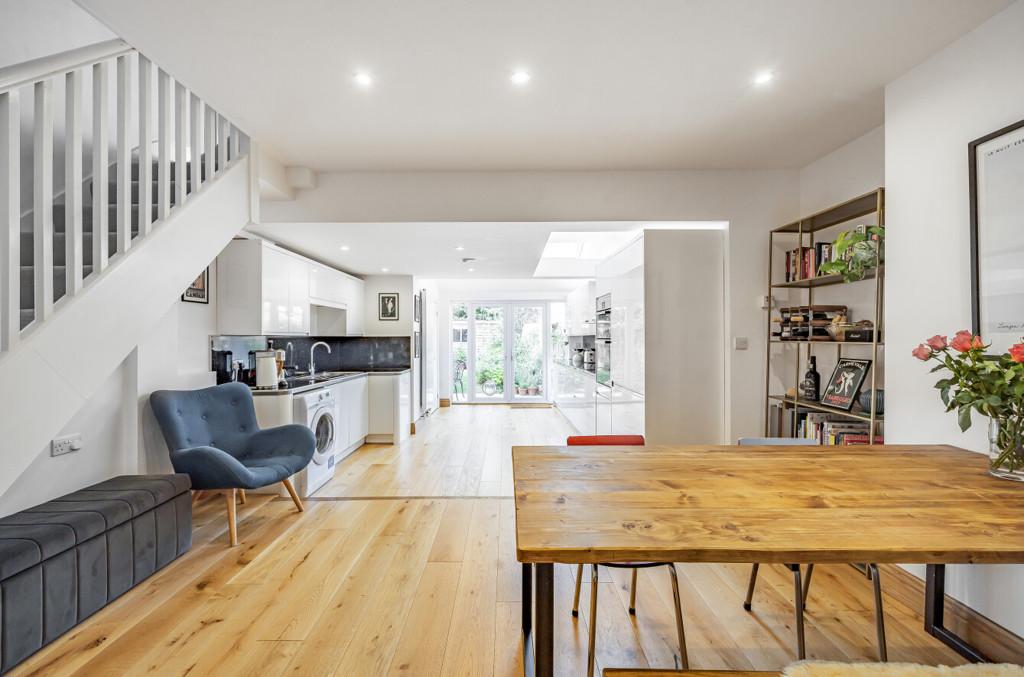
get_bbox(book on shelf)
[782,241,840,282]
[796,412,882,445]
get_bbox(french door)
[451,302,549,403]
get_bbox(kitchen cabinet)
[367,371,412,444]
[309,265,366,335]
[595,384,612,435]
[333,375,369,458]
[552,362,595,435]
[604,237,644,395]
[218,239,308,335]
[565,280,596,336]
[611,385,645,436]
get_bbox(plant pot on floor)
[527,387,539,396]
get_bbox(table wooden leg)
[925,564,988,663]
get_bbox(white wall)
[264,170,799,440]
[0,0,114,68]
[885,0,1024,636]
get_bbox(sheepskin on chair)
[785,663,1024,677]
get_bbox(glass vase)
[988,417,1024,482]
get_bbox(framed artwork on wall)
[379,292,399,321]
[414,331,421,358]
[414,293,421,323]
[181,268,209,304]
[820,358,872,411]
[970,117,1024,353]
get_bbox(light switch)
[733,337,749,351]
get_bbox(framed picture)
[378,292,399,321]
[182,268,209,304]
[820,358,872,411]
[414,294,421,323]
[414,331,421,358]
[970,118,1024,353]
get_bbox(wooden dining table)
[513,443,1024,677]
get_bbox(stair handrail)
[0,39,134,93]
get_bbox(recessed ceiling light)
[510,70,531,86]
[467,268,475,272]
[353,71,374,88]
[753,71,774,86]
[381,267,389,272]
[454,245,465,251]
[339,245,350,251]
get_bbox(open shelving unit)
[763,188,885,443]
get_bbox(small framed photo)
[414,293,421,323]
[414,331,421,358]
[182,268,209,304]
[379,292,399,321]
[821,358,872,410]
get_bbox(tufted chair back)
[150,382,261,457]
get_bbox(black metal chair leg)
[572,563,583,617]
[629,569,638,615]
[666,564,689,670]
[791,564,807,659]
[743,563,759,611]
[869,564,888,661]
[802,563,814,607]
[587,564,599,677]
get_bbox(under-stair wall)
[0,39,257,500]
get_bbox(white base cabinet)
[367,371,412,444]
[552,363,596,435]
[331,375,369,461]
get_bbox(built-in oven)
[595,294,612,385]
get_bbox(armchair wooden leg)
[282,478,303,512]
[237,489,246,505]
[225,489,238,547]
[192,490,204,505]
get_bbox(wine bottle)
[801,356,821,401]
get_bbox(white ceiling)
[76,0,1010,171]
[245,221,691,278]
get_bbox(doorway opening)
[450,302,549,403]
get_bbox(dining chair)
[738,436,887,661]
[566,434,688,676]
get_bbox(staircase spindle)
[204,106,215,183]
[158,70,172,222]
[65,69,84,296]
[217,114,228,171]
[190,93,203,193]
[92,60,110,274]
[0,90,19,350]
[33,79,54,322]
[137,55,154,236]
[115,54,132,254]
[174,83,189,205]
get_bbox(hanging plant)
[818,225,885,282]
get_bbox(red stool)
[565,435,687,675]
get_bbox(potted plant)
[913,331,1024,481]
[818,225,885,282]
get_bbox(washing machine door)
[310,406,336,466]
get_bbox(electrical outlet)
[51,434,82,457]
[733,336,749,350]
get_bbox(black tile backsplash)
[211,335,411,384]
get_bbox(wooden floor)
[14,405,965,676]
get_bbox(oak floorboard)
[10,405,966,677]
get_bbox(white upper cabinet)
[565,280,596,335]
[218,239,361,336]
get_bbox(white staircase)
[0,39,256,497]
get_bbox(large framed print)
[970,118,1024,353]
[820,358,871,411]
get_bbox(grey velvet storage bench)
[0,474,192,673]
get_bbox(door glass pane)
[513,305,544,398]
[451,303,469,403]
[474,305,505,400]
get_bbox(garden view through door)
[449,302,548,403]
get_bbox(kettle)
[583,348,596,364]
[255,350,278,389]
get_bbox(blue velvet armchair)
[150,382,315,545]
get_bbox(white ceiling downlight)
[339,245,350,251]
[753,70,774,86]
[353,71,374,88]
[510,70,531,86]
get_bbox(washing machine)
[293,387,339,497]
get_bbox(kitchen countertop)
[250,367,413,395]
[553,360,596,376]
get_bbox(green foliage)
[475,336,504,390]
[818,225,885,282]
